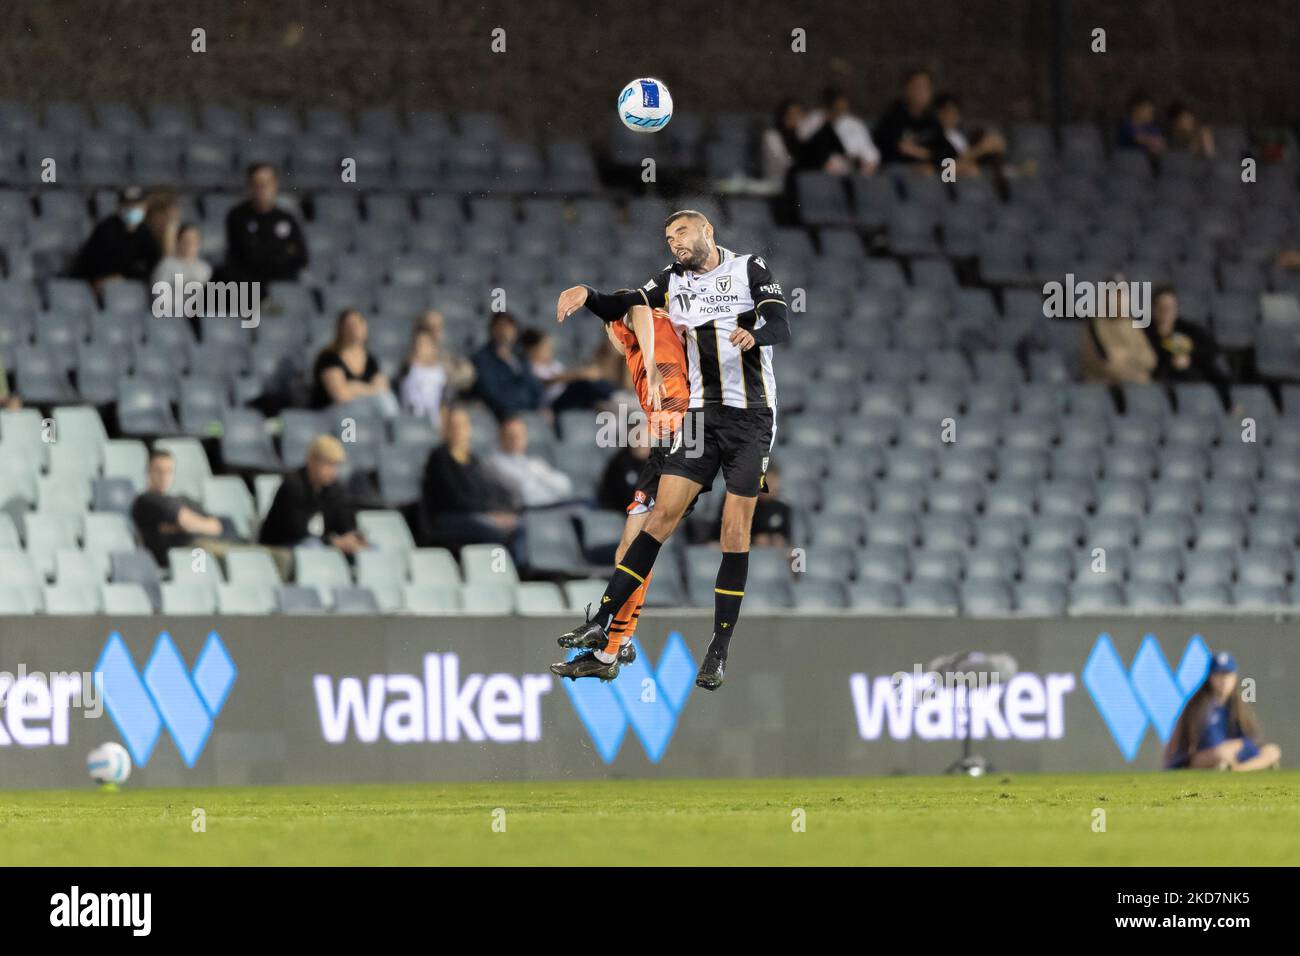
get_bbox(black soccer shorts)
[660,405,776,497]
[629,445,701,517]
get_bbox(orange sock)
[604,572,651,655]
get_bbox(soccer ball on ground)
[618,78,673,132]
[87,742,131,787]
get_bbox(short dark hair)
[933,93,960,112]
[664,209,707,229]
[519,328,548,350]
[1126,91,1153,113]
[1153,284,1177,302]
[903,67,933,86]
[822,85,847,108]
[489,311,517,328]
[148,448,174,463]
[246,162,277,180]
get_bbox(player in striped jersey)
[554,210,791,691]
[550,304,698,681]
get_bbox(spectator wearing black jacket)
[259,436,367,555]
[132,449,241,564]
[1145,286,1232,398]
[71,186,162,295]
[471,312,543,419]
[873,68,957,168]
[420,406,524,565]
[221,163,308,285]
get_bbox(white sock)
[593,649,617,664]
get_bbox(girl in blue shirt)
[1164,652,1281,771]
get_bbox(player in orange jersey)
[550,303,700,681]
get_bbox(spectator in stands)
[71,185,162,295]
[873,68,957,168]
[933,93,1008,177]
[521,327,615,412]
[131,449,242,565]
[487,416,574,508]
[399,327,454,428]
[797,87,880,176]
[1144,285,1230,394]
[1079,277,1157,385]
[1164,652,1281,771]
[221,163,308,285]
[420,405,524,564]
[413,309,476,392]
[471,312,543,419]
[760,99,809,190]
[258,435,368,556]
[750,462,793,548]
[1165,103,1215,158]
[312,308,399,419]
[598,434,651,512]
[151,222,211,289]
[1116,92,1165,160]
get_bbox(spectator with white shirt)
[399,327,453,428]
[151,222,213,318]
[487,416,575,509]
[797,87,880,176]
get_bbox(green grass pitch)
[3,772,1297,866]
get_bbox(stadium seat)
[100,582,153,615]
[276,585,326,614]
[293,547,353,606]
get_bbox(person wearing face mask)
[71,185,163,295]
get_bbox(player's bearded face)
[675,229,711,270]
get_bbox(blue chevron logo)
[561,631,695,763]
[93,631,237,768]
[1082,633,1212,762]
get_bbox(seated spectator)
[220,163,308,285]
[71,185,161,295]
[933,93,1007,177]
[797,87,880,176]
[399,327,454,428]
[873,68,957,168]
[1116,91,1165,160]
[522,327,615,412]
[258,436,367,556]
[471,312,542,419]
[760,98,809,190]
[598,437,651,512]
[487,416,574,508]
[420,405,524,565]
[413,309,476,392]
[152,222,212,288]
[750,462,793,547]
[1144,285,1230,393]
[312,308,399,418]
[1164,652,1281,771]
[131,449,241,564]
[1080,277,1157,385]
[1165,102,1215,158]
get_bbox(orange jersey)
[611,307,690,437]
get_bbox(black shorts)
[660,405,776,497]
[629,446,700,517]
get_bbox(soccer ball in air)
[87,742,131,786]
[618,78,673,132]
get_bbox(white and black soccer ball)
[618,77,673,133]
[87,742,131,786]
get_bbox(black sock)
[595,531,662,630]
[707,551,749,661]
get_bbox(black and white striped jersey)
[633,246,788,410]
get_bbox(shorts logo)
[715,276,732,294]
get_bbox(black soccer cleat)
[557,604,609,650]
[695,655,726,691]
[550,650,621,682]
[617,642,637,665]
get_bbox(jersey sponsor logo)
[758,282,782,295]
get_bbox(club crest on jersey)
[715,276,732,294]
